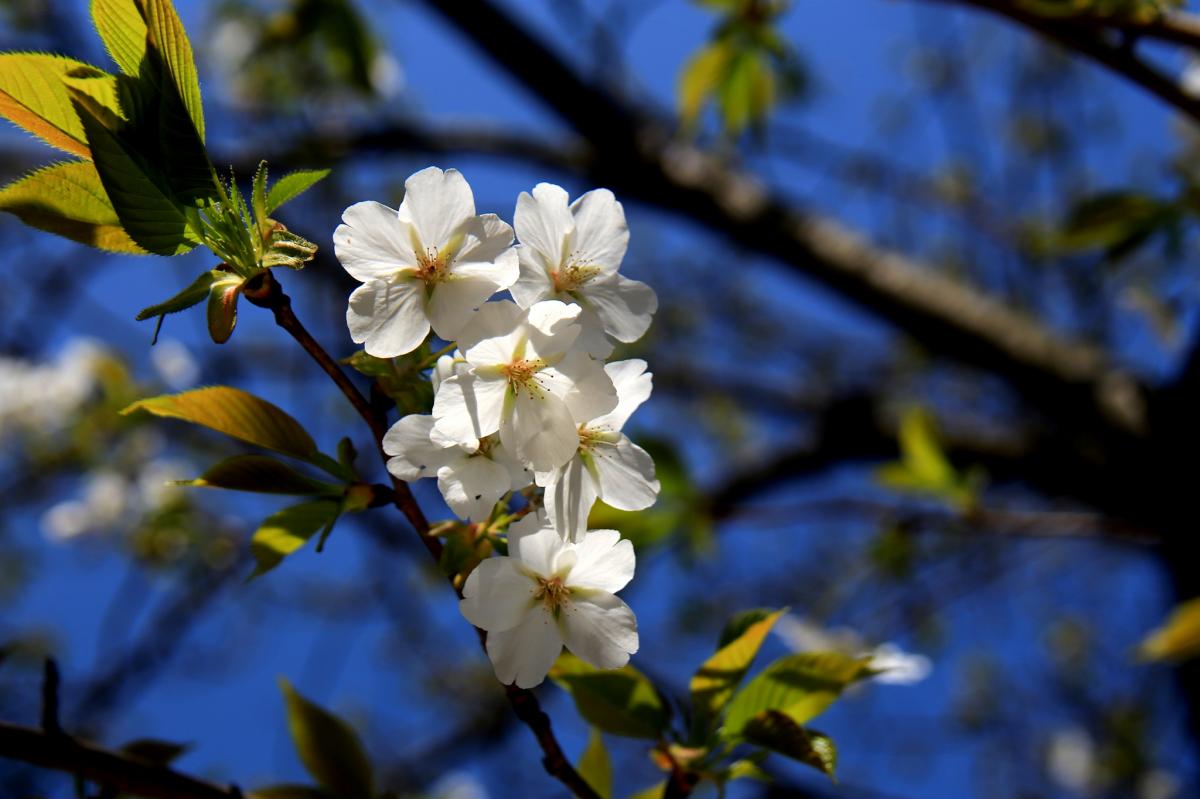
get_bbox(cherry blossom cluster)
[334,167,659,688]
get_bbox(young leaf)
[741,712,837,779]
[549,652,669,740]
[1138,597,1200,663]
[691,608,786,719]
[577,728,613,799]
[70,89,199,255]
[252,161,269,235]
[876,406,977,510]
[678,42,730,128]
[121,386,318,460]
[251,500,342,578]
[722,652,874,736]
[626,782,667,799]
[136,270,220,322]
[0,160,144,253]
[0,53,116,158]
[266,169,331,215]
[279,678,375,799]
[141,0,206,140]
[180,455,333,495]
[92,0,148,77]
[207,274,245,344]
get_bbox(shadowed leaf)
[550,652,669,740]
[279,678,375,799]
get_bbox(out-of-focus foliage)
[1139,597,1200,663]
[1016,0,1182,21]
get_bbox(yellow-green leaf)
[742,712,836,779]
[92,0,148,78]
[549,652,669,740]
[251,500,341,578]
[678,41,730,127]
[876,406,977,509]
[691,608,786,719]
[1138,597,1200,663]
[577,728,612,799]
[267,169,331,215]
[121,385,317,459]
[0,53,116,158]
[136,270,220,321]
[142,0,205,140]
[180,455,332,496]
[0,160,144,253]
[279,678,374,799]
[722,652,873,736]
[627,782,667,799]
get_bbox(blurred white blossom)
[773,614,931,686]
[0,338,106,442]
[150,339,199,389]
[1046,727,1096,794]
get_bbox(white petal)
[511,520,567,577]
[543,455,598,543]
[580,274,657,343]
[590,436,659,511]
[542,351,617,423]
[565,529,635,593]
[455,214,518,284]
[334,201,417,282]
[573,305,615,359]
[589,360,651,431]
[514,183,573,270]
[460,557,536,632]
[430,353,467,395]
[490,438,534,490]
[432,372,508,446]
[511,246,555,308]
[484,606,564,688]
[346,279,429,358]
[569,188,629,278]
[383,414,459,481]
[427,274,509,343]
[399,166,476,250]
[561,590,638,669]
[437,454,513,521]
[502,389,580,474]
[458,300,525,365]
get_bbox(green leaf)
[70,88,199,255]
[92,0,149,77]
[876,407,977,510]
[1138,597,1200,663]
[342,349,433,415]
[252,160,269,235]
[266,169,331,214]
[742,712,836,779]
[724,756,771,783]
[180,455,333,495]
[119,739,191,765]
[121,385,318,459]
[136,269,219,321]
[577,728,612,799]
[722,652,874,736]
[279,678,375,799]
[678,42,731,128]
[141,0,205,140]
[549,652,669,740]
[0,160,144,253]
[251,500,342,579]
[627,782,667,799]
[207,274,245,344]
[0,53,117,158]
[691,608,786,720]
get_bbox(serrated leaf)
[279,678,375,799]
[70,88,199,255]
[136,269,220,321]
[207,274,245,344]
[692,608,786,719]
[251,500,342,578]
[119,739,191,765]
[252,160,269,235]
[742,712,836,779]
[549,652,669,740]
[92,0,148,78]
[181,455,333,495]
[266,169,330,214]
[1138,597,1200,663]
[722,652,873,736]
[121,385,317,459]
[0,53,117,158]
[141,0,205,140]
[0,160,144,253]
[577,728,612,799]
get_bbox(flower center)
[552,257,601,293]
[534,575,570,612]
[501,358,545,395]
[414,246,450,285]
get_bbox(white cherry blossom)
[432,300,617,473]
[384,414,529,522]
[459,512,638,688]
[539,359,659,541]
[335,167,518,357]
[512,183,657,355]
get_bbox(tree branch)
[0,722,242,799]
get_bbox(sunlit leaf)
[678,41,731,127]
[722,652,874,736]
[142,0,206,140]
[279,678,374,799]
[92,0,149,77]
[0,160,144,253]
[0,53,116,158]
[626,782,667,799]
[180,455,333,495]
[549,652,669,740]
[691,608,786,720]
[267,169,331,214]
[121,385,318,459]
[876,406,977,510]
[1138,597,1200,663]
[577,728,612,799]
[250,499,342,578]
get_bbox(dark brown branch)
[242,272,599,799]
[0,722,241,799]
